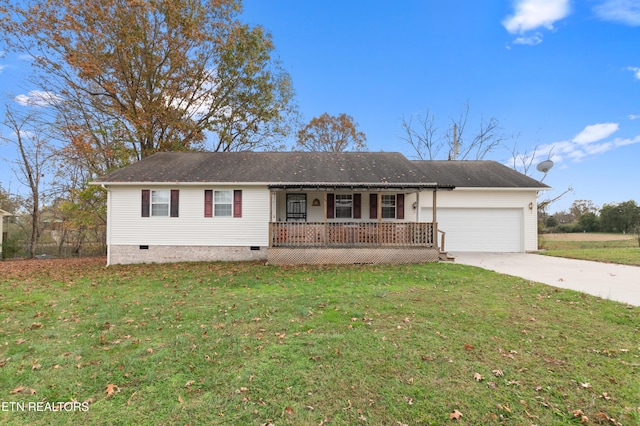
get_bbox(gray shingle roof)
[412,160,549,188]
[94,152,548,189]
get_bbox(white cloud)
[627,66,640,79]
[572,122,619,144]
[628,114,640,120]
[513,33,544,45]
[0,65,5,74]
[503,0,571,34]
[14,90,61,107]
[594,0,640,26]
[530,123,639,166]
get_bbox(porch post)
[415,191,421,222]
[377,192,382,246]
[269,191,276,247]
[323,192,328,247]
[432,189,438,250]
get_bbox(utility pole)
[449,124,459,160]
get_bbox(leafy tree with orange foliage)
[0,0,297,168]
[296,113,367,152]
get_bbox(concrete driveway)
[452,252,640,306]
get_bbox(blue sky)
[1,0,639,213]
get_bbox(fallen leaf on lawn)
[464,343,474,350]
[284,406,294,416]
[580,382,592,389]
[15,339,26,345]
[525,410,539,419]
[600,392,612,400]
[105,383,120,397]
[449,409,463,420]
[31,360,41,371]
[185,380,195,388]
[10,386,36,395]
[178,395,183,404]
[497,403,511,413]
[473,372,483,381]
[596,412,623,426]
[492,369,504,377]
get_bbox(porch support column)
[432,189,438,250]
[415,191,421,222]
[377,192,382,246]
[269,191,276,247]
[323,192,328,247]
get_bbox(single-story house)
[0,208,11,259]
[92,152,549,265]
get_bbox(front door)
[286,194,307,222]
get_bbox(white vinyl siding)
[108,185,269,246]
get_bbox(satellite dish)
[536,160,554,173]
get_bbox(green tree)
[577,212,600,232]
[0,0,297,165]
[570,199,598,222]
[296,113,367,152]
[600,200,640,234]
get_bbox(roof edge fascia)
[451,186,551,191]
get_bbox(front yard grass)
[539,235,640,266]
[1,259,639,425]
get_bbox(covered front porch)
[265,183,452,265]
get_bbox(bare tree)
[0,106,52,257]
[399,109,443,160]
[401,102,506,161]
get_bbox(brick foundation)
[108,245,267,265]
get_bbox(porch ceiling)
[268,183,455,192]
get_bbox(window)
[151,190,170,217]
[381,194,396,219]
[214,190,233,217]
[335,194,353,219]
[142,189,179,217]
[204,190,242,218]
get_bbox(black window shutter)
[233,190,242,218]
[141,190,150,217]
[369,193,377,219]
[326,194,335,219]
[353,194,361,219]
[396,194,405,220]
[204,190,213,217]
[170,190,179,217]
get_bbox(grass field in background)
[539,233,640,266]
[1,259,639,425]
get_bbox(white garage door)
[435,208,523,252]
